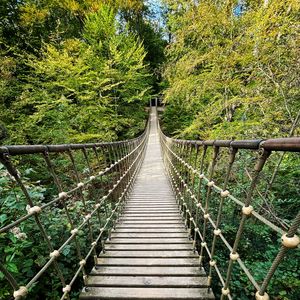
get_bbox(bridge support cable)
[0,122,149,299]
[159,120,300,300]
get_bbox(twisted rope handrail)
[0,121,150,299]
[158,115,300,300]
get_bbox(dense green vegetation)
[161,0,300,140]
[0,0,166,144]
[0,145,129,299]
[200,148,300,300]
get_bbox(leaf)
[6,262,18,274]
[62,245,71,257]
[0,214,8,224]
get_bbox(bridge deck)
[80,109,214,299]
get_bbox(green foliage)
[118,0,167,92]
[180,148,300,300]
[0,4,153,144]
[0,1,168,146]
[0,148,116,299]
[162,0,300,139]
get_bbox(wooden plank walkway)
[79,108,214,299]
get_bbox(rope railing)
[0,122,149,299]
[159,119,300,300]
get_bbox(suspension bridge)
[0,107,299,300]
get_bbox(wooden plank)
[122,211,180,214]
[119,214,181,217]
[116,224,185,227]
[127,196,175,198]
[90,266,206,276]
[126,201,176,204]
[117,221,183,224]
[96,257,199,266]
[125,206,179,209]
[127,201,176,203]
[123,209,179,211]
[128,196,175,198]
[123,208,179,211]
[99,250,197,257]
[125,200,175,202]
[104,244,193,250]
[110,233,188,238]
[106,239,192,244]
[129,191,174,193]
[79,287,215,299]
[113,228,188,233]
[85,275,207,287]
[125,204,177,207]
[130,194,174,196]
[119,217,182,221]
[120,216,181,218]
[119,217,182,220]
[119,214,181,218]
[115,224,185,229]
[126,201,178,209]
[125,205,177,207]
[129,197,175,199]
[120,215,181,218]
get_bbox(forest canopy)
[161,0,300,140]
[0,0,166,144]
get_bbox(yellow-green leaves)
[19,3,49,27]
[162,0,300,140]
[1,4,151,144]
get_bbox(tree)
[161,0,300,140]
[0,3,152,144]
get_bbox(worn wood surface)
[80,287,214,299]
[80,108,214,299]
